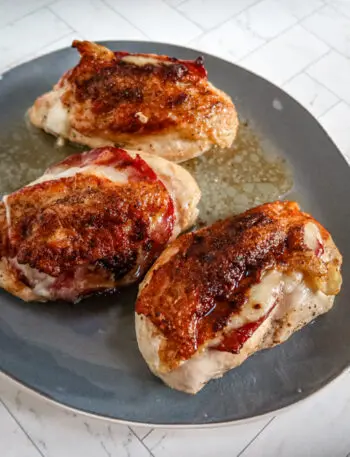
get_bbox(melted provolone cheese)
[2,195,12,240]
[138,270,334,394]
[44,96,69,136]
[28,165,128,187]
[11,258,55,299]
[304,222,322,252]
[223,270,284,333]
[121,55,171,66]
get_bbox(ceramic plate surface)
[0,42,349,426]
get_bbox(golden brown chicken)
[0,147,200,302]
[136,201,342,393]
[29,40,238,162]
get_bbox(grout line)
[0,27,77,75]
[30,29,77,56]
[303,47,350,105]
[0,399,46,457]
[280,72,341,120]
[298,21,350,60]
[236,416,276,457]
[304,0,350,30]
[205,0,264,33]
[279,49,332,88]
[237,1,328,66]
[317,98,342,119]
[1,1,54,28]
[170,0,189,6]
[299,1,350,60]
[101,0,150,40]
[165,0,205,31]
[317,100,342,120]
[129,426,156,457]
[305,68,341,101]
[329,1,350,21]
[46,5,75,32]
[185,30,207,47]
[36,30,79,52]
[103,0,203,43]
[282,48,332,86]
[168,0,190,7]
[236,26,294,64]
[164,5,205,32]
[0,4,75,73]
[179,0,263,34]
[141,428,154,442]
[45,0,63,7]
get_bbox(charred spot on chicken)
[135,201,342,394]
[29,40,238,162]
[0,147,200,302]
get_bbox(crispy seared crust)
[2,149,173,278]
[0,148,182,301]
[29,41,238,162]
[0,203,7,259]
[0,206,40,300]
[136,201,342,369]
[6,174,172,277]
[0,258,42,301]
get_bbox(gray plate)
[0,42,349,427]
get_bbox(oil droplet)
[273,98,283,111]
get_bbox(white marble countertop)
[1,0,350,456]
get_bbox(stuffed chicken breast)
[0,147,200,302]
[136,201,342,393]
[29,40,238,162]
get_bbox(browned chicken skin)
[0,147,200,302]
[136,201,342,393]
[29,41,238,162]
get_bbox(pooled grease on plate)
[183,122,293,224]
[0,116,80,195]
[0,119,293,220]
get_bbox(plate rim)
[2,367,348,428]
[2,39,349,172]
[1,40,349,427]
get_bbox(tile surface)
[32,33,84,58]
[0,401,42,457]
[105,0,202,44]
[240,371,350,457]
[302,4,350,57]
[143,418,273,457]
[1,1,350,456]
[165,0,187,6]
[129,425,154,441]
[235,0,298,40]
[50,0,146,41]
[178,0,259,30]
[240,24,329,85]
[0,0,52,27]
[0,8,72,72]
[189,15,265,62]
[307,50,350,104]
[276,0,325,19]
[326,0,350,19]
[0,374,151,457]
[283,72,339,117]
[319,101,350,161]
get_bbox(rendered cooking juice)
[183,123,293,224]
[0,120,293,219]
